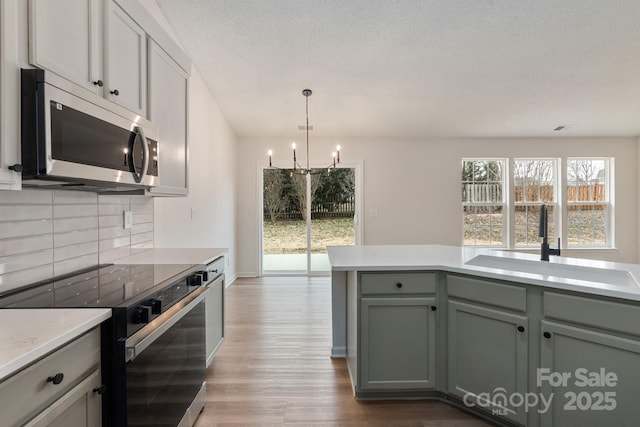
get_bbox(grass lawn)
[263,217,355,254]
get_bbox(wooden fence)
[463,183,605,210]
[265,196,355,220]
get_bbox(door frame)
[258,160,363,276]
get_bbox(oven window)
[126,301,205,426]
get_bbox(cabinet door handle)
[430,305,437,311]
[517,325,525,332]
[93,80,104,87]
[396,283,403,288]
[110,89,120,96]
[543,331,552,339]
[47,373,64,385]
[93,384,106,395]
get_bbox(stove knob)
[200,271,209,282]
[187,274,202,287]
[149,298,162,314]
[135,305,152,324]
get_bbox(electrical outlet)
[123,210,133,229]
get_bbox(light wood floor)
[194,277,491,426]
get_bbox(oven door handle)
[125,286,209,362]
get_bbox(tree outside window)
[514,159,556,247]
[462,159,506,246]
[567,159,609,246]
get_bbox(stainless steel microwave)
[20,68,159,191]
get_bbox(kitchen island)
[328,245,640,426]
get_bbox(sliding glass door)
[262,167,356,275]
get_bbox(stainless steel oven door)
[125,287,207,427]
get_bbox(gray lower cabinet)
[448,300,528,425]
[0,327,102,427]
[360,296,437,391]
[540,321,640,426]
[206,274,225,367]
[348,270,640,425]
[24,370,102,427]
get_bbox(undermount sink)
[465,255,639,288]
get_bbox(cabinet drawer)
[447,274,527,312]
[207,256,226,277]
[360,272,436,295]
[544,291,640,336]
[0,327,100,427]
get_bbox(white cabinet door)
[29,0,146,116]
[28,0,102,94]
[105,0,146,115]
[0,0,22,189]
[147,39,188,195]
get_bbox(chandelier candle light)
[267,89,342,174]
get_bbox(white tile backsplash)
[0,220,53,240]
[0,234,53,258]
[0,265,53,290]
[0,205,53,221]
[0,189,154,294]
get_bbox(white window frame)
[565,158,612,248]
[513,158,559,248]
[461,159,507,247]
[462,157,614,249]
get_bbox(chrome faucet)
[539,204,560,261]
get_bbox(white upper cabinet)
[28,0,102,94]
[104,1,146,115]
[29,0,146,116]
[147,40,188,195]
[0,0,22,189]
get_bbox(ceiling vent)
[553,124,574,132]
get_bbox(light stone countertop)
[0,309,111,381]
[327,244,640,302]
[112,248,228,266]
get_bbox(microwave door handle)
[134,126,149,183]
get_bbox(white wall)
[236,136,637,276]
[153,69,238,281]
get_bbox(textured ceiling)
[155,0,640,138]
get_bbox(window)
[462,159,506,246]
[462,157,613,249]
[566,158,609,246]
[514,159,557,247]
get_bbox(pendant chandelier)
[267,89,341,174]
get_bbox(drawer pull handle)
[396,283,403,288]
[431,306,437,311]
[110,89,120,96]
[93,385,106,395]
[517,325,525,333]
[47,373,64,385]
[543,332,552,339]
[93,80,103,87]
